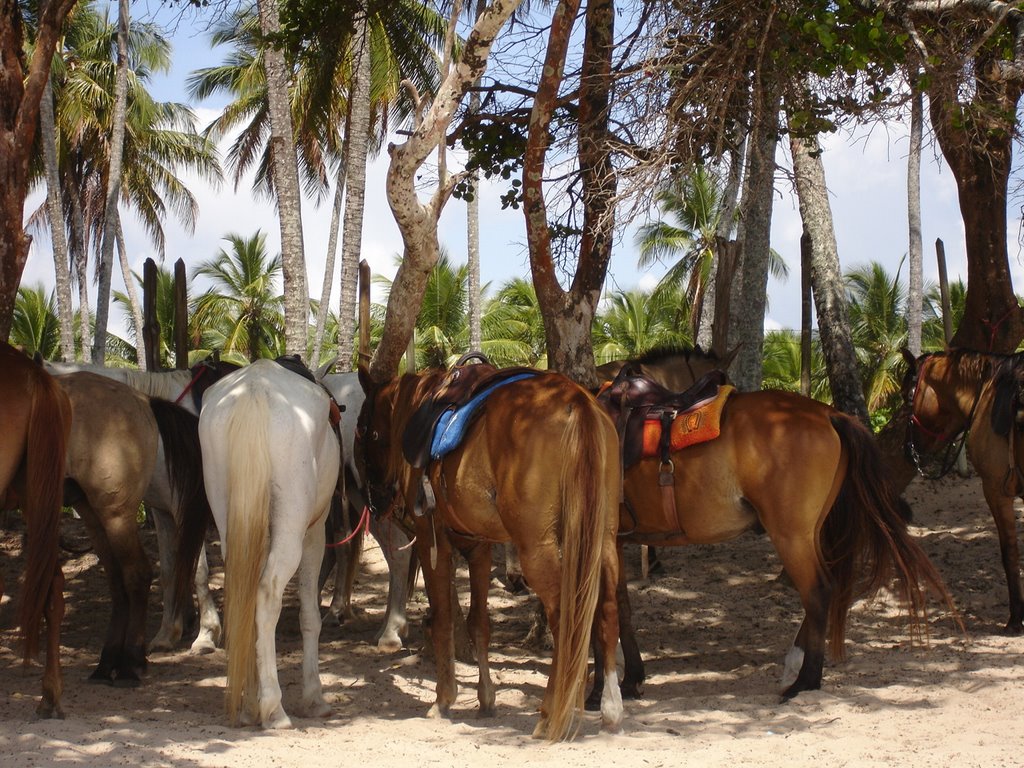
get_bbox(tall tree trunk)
[40,76,75,360]
[69,190,91,361]
[312,131,347,366]
[729,93,779,391]
[370,0,522,381]
[928,53,1024,354]
[115,213,146,368]
[335,12,372,371]
[466,0,487,353]
[257,0,309,359]
[0,0,78,341]
[906,86,924,357]
[525,0,615,386]
[92,0,130,363]
[790,132,869,425]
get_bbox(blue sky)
[20,1,1016,336]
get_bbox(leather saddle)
[991,354,1024,438]
[402,356,538,469]
[599,364,730,468]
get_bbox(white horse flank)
[200,360,340,728]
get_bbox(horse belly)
[434,451,510,543]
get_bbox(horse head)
[356,366,402,516]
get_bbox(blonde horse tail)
[543,396,611,742]
[223,389,271,725]
[20,370,70,661]
[823,414,958,659]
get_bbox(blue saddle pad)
[430,372,536,460]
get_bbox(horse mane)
[632,344,718,366]
[118,369,193,402]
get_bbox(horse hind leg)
[150,506,185,652]
[779,569,830,699]
[191,543,221,653]
[371,516,414,652]
[982,485,1024,633]
[37,565,65,719]
[296,516,331,720]
[465,542,496,716]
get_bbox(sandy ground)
[1,473,1023,767]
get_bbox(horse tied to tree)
[0,341,72,718]
[592,347,956,703]
[357,354,623,741]
[903,346,1024,633]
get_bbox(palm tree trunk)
[257,0,309,359]
[906,85,924,357]
[312,131,347,366]
[466,0,487,352]
[729,92,779,391]
[92,0,130,364]
[40,76,75,360]
[790,131,869,425]
[336,12,372,370]
[115,213,146,368]
[69,191,91,361]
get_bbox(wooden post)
[358,259,371,368]
[800,229,813,397]
[174,258,188,369]
[142,258,160,371]
[936,238,953,346]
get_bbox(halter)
[904,355,984,481]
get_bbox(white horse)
[197,359,339,728]
[45,362,221,654]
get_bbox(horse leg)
[37,565,65,719]
[320,497,360,627]
[981,482,1024,633]
[149,506,184,651]
[595,535,623,732]
[191,543,221,654]
[370,516,414,652]
[105,508,153,687]
[75,504,128,685]
[587,540,641,711]
[465,542,495,716]
[773,535,830,698]
[414,520,457,719]
[253,532,301,729]
[296,514,331,720]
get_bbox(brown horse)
[596,344,739,391]
[357,364,622,741]
[596,365,953,703]
[54,371,208,685]
[0,341,72,718]
[902,347,1024,633]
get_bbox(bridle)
[904,354,984,480]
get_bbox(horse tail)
[19,370,70,661]
[823,413,956,659]
[149,398,212,621]
[222,389,272,725]
[543,395,612,742]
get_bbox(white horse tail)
[223,387,272,725]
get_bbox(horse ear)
[901,348,917,370]
[314,357,338,382]
[358,363,373,394]
[719,343,741,371]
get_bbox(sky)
[19,1,1024,338]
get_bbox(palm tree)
[761,329,831,402]
[483,278,546,367]
[190,231,284,363]
[592,287,694,365]
[11,285,62,359]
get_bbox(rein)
[174,366,207,405]
[326,505,369,549]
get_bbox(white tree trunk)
[312,138,346,366]
[257,0,309,359]
[115,214,146,368]
[336,13,372,370]
[907,87,924,357]
[40,76,75,360]
[91,0,130,364]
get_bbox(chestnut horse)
[357,364,622,741]
[902,347,1024,632]
[0,341,72,717]
[53,371,209,685]
[596,365,953,703]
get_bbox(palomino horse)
[902,347,1024,632]
[0,341,72,717]
[180,359,341,728]
[46,360,226,654]
[357,364,623,741]
[53,371,208,685]
[595,365,953,703]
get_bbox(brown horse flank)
[0,341,72,718]
[54,371,209,685]
[903,347,1024,632]
[598,365,954,701]
[357,363,622,741]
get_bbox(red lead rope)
[326,505,369,548]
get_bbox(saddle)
[402,357,538,468]
[599,365,731,468]
[990,354,1024,438]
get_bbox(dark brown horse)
[596,365,953,703]
[358,364,622,741]
[903,347,1024,632]
[596,344,739,391]
[54,371,208,685]
[0,341,72,718]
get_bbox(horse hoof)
[584,691,601,712]
[300,699,332,719]
[189,638,217,655]
[113,675,142,689]
[426,703,450,719]
[375,633,403,653]
[264,714,293,730]
[87,670,114,686]
[1002,620,1023,636]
